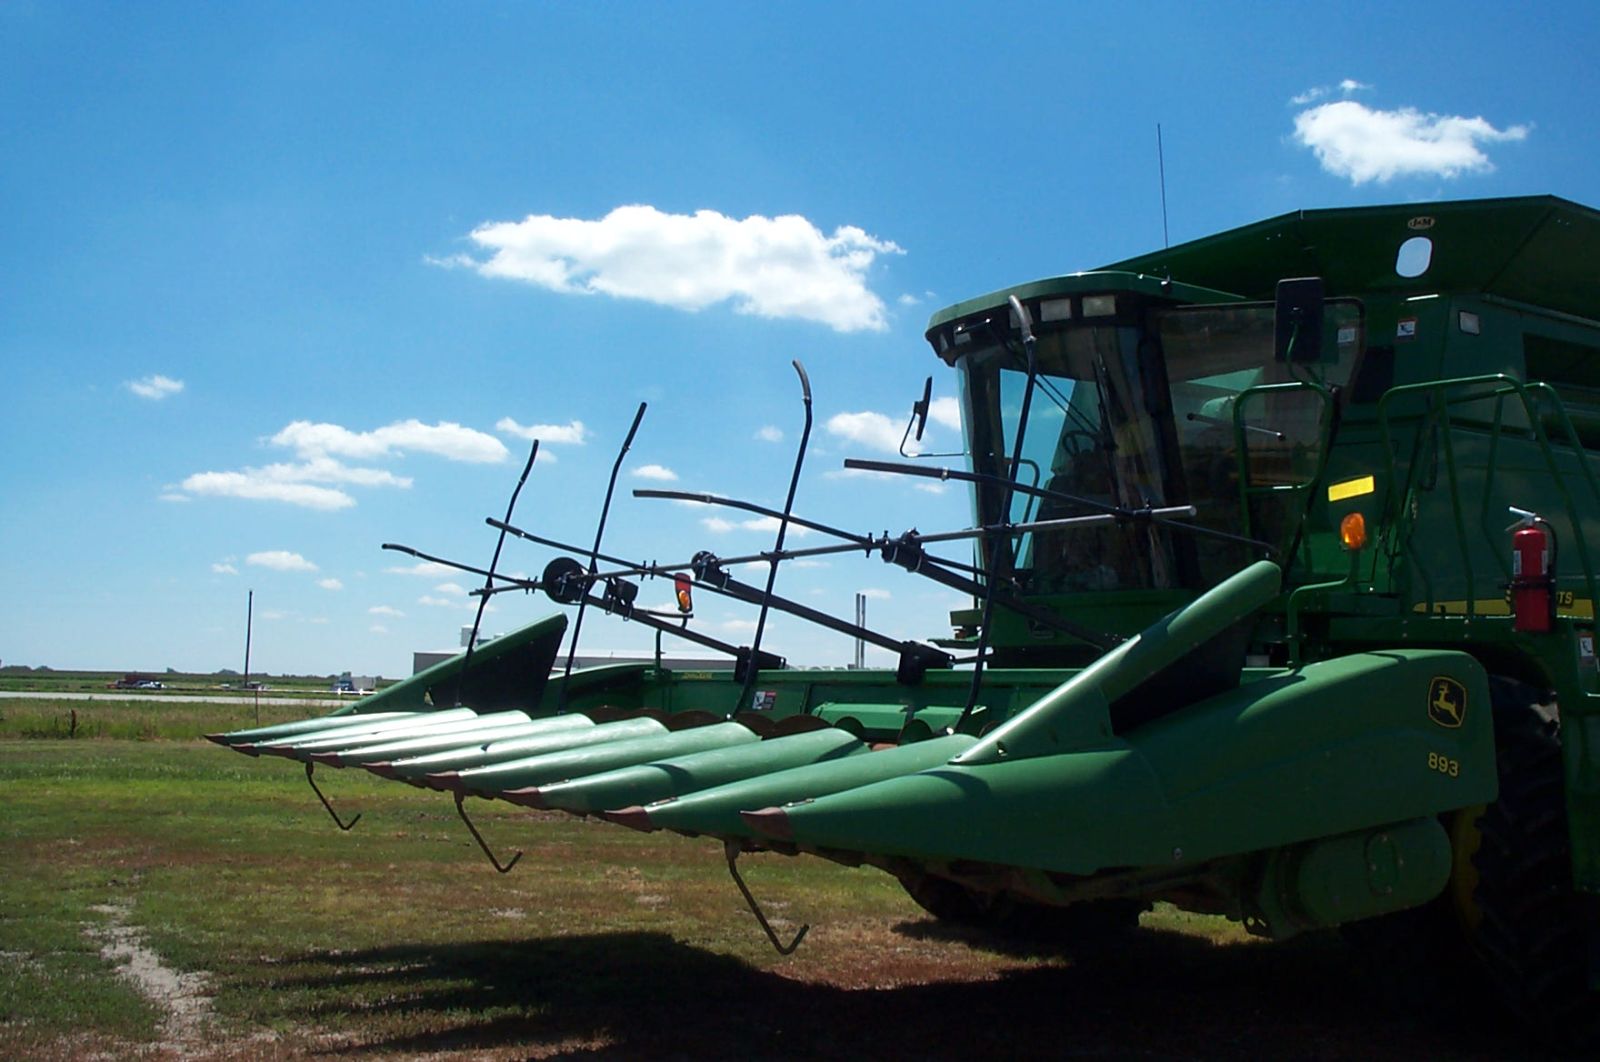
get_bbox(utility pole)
[244,590,256,725]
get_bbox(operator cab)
[926,272,1364,603]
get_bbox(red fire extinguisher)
[1510,509,1556,633]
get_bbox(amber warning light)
[1340,512,1368,551]
[674,576,693,614]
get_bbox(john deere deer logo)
[1428,677,1467,729]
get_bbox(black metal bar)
[305,762,360,831]
[843,458,1278,557]
[725,839,808,955]
[454,791,522,874]
[631,489,866,549]
[877,531,1117,650]
[457,440,539,706]
[382,541,539,591]
[694,554,945,665]
[737,361,812,712]
[561,403,647,707]
[571,586,751,660]
[633,488,985,577]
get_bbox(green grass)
[0,697,324,741]
[0,734,1534,1059]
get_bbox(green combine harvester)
[211,195,1600,1043]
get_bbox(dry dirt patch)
[84,902,212,1052]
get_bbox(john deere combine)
[210,195,1600,1042]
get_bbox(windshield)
[957,300,1362,593]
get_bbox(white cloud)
[247,550,318,572]
[699,515,810,536]
[496,417,589,445]
[271,419,507,463]
[384,561,455,577]
[126,374,184,400]
[318,578,344,591]
[418,594,464,608]
[257,456,412,488]
[455,205,902,333]
[433,582,468,596]
[158,492,190,503]
[1293,99,1529,184]
[180,455,412,511]
[370,624,389,634]
[368,605,405,617]
[1290,80,1370,106]
[826,410,908,455]
[897,293,922,307]
[928,396,962,431]
[631,463,678,482]
[858,587,892,600]
[180,472,356,511]
[178,418,496,510]
[755,425,784,443]
[211,562,238,575]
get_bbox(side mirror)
[1274,277,1324,363]
[910,376,932,442]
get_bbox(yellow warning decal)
[1428,677,1467,729]
[1410,597,1594,619]
[1327,475,1375,503]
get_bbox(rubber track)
[1470,676,1598,1047]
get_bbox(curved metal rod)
[724,840,809,956]
[737,361,811,714]
[633,490,865,551]
[633,488,983,577]
[454,792,522,874]
[382,541,540,589]
[561,403,647,707]
[305,762,361,831]
[842,458,1279,558]
[459,439,539,706]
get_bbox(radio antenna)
[1157,123,1170,249]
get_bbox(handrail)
[1230,378,1336,582]
[1376,374,1600,624]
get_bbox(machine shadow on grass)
[264,925,1533,1060]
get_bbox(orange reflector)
[1340,512,1368,550]
[674,576,693,614]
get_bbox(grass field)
[0,700,1549,1060]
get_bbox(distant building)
[410,645,733,675]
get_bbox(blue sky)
[4,2,1596,677]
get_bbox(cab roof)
[925,196,1600,336]
[1105,195,1600,321]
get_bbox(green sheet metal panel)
[534,728,866,814]
[766,650,1494,875]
